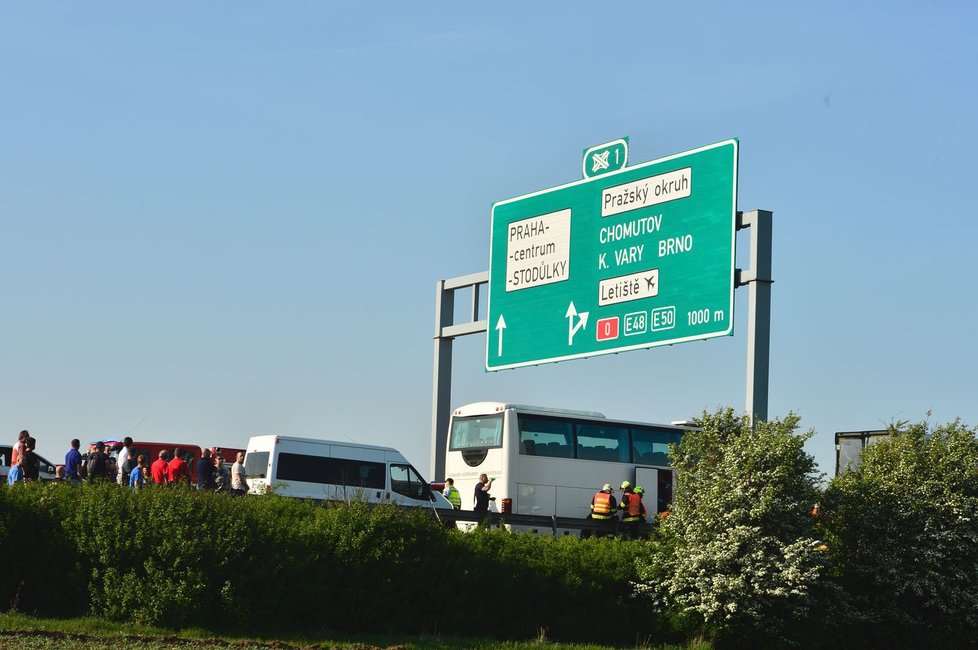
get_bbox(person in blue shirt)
[64,438,83,485]
[7,457,25,485]
[129,454,147,491]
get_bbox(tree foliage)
[638,408,827,647]
[823,418,978,647]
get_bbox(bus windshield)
[449,414,503,450]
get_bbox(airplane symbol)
[591,150,610,172]
[645,275,656,290]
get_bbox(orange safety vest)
[622,495,647,522]
[591,491,615,519]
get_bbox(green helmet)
[620,480,631,490]
[633,486,645,495]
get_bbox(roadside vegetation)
[2,409,977,649]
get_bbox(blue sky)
[2,2,976,480]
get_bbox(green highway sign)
[583,138,628,179]
[486,139,738,371]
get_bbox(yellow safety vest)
[445,485,461,509]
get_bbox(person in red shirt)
[150,450,170,485]
[168,448,190,485]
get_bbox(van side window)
[390,464,426,501]
[330,458,385,489]
[276,452,325,483]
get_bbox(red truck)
[84,440,246,487]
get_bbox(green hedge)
[0,482,667,645]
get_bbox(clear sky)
[3,2,976,480]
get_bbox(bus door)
[636,467,674,515]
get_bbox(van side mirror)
[422,483,433,500]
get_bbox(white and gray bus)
[443,402,690,529]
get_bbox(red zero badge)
[596,316,619,341]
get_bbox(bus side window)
[631,427,681,466]
[521,439,536,455]
[518,415,573,458]
[577,423,628,462]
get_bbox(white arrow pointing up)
[565,301,589,346]
[495,314,507,357]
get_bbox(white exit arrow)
[495,314,507,356]
[565,301,589,345]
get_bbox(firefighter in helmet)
[618,480,634,515]
[588,483,619,537]
[621,485,649,539]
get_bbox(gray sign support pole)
[430,271,488,480]
[735,209,773,424]
[430,209,772,477]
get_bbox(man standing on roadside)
[588,483,619,538]
[196,448,215,490]
[65,439,83,485]
[10,430,28,468]
[473,473,494,524]
[87,441,109,482]
[442,478,462,510]
[116,437,133,486]
[230,451,248,496]
[151,450,170,485]
[21,437,41,482]
[168,448,190,485]
[129,455,148,491]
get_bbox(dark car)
[0,445,59,481]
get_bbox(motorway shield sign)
[486,139,738,371]
[583,138,628,179]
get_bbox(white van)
[243,435,453,510]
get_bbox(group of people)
[441,474,496,522]
[588,480,649,538]
[440,475,648,538]
[7,433,249,496]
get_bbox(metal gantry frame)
[429,210,772,481]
